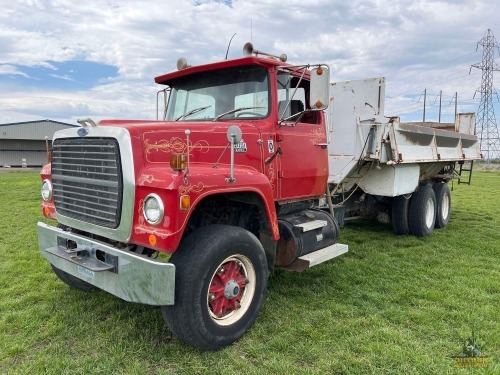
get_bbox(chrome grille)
[52,138,123,228]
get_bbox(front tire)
[409,185,436,237]
[51,264,95,291]
[161,225,268,351]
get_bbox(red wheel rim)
[207,255,256,326]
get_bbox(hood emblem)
[77,127,89,137]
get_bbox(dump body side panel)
[326,77,481,196]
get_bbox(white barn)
[0,120,78,167]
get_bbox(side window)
[277,73,317,124]
[277,87,306,119]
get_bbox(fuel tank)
[276,209,340,267]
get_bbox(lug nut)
[209,293,216,301]
[218,267,224,274]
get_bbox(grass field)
[0,170,499,374]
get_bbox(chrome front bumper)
[37,222,175,306]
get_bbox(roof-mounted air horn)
[243,42,287,62]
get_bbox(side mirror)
[227,125,242,143]
[309,66,330,110]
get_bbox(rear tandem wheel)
[433,182,451,229]
[408,185,436,237]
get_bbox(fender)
[130,164,279,253]
[185,165,279,239]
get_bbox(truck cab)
[38,48,343,351]
[155,55,330,201]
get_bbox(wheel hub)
[425,197,435,228]
[224,279,240,299]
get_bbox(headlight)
[41,179,53,201]
[143,193,164,225]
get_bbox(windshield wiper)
[213,106,264,122]
[175,105,212,121]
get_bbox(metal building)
[0,119,78,167]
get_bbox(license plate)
[78,265,95,279]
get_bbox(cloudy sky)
[1,0,499,125]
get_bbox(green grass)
[1,170,499,374]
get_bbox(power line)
[386,90,480,114]
[388,71,481,98]
[387,50,481,86]
[470,28,500,161]
[384,43,498,121]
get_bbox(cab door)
[276,115,328,200]
[274,73,328,200]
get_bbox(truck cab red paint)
[87,56,329,252]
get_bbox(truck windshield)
[165,65,270,121]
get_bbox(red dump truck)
[38,43,481,350]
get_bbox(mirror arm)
[225,125,242,183]
[279,110,307,127]
[294,110,307,126]
[226,134,236,183]
[156,87,170,121]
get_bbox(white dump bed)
[325,77,481,196]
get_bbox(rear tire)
[161,224,268,351]
[433,182,451,228]
[51,264,95,291]
[392,195,411,235]
[409,185,436,237]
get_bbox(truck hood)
[98,119,263,166]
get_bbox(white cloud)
[0,64,30,77]
[50,74,74,81]
[0,0,499,124]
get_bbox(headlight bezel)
[143,193,164,226]
[41,179,53,201]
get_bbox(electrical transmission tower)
[470,29,500,161]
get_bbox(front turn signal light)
[180,195,190,210]
[170,153,186,171]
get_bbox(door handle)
[265,147,283,164]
